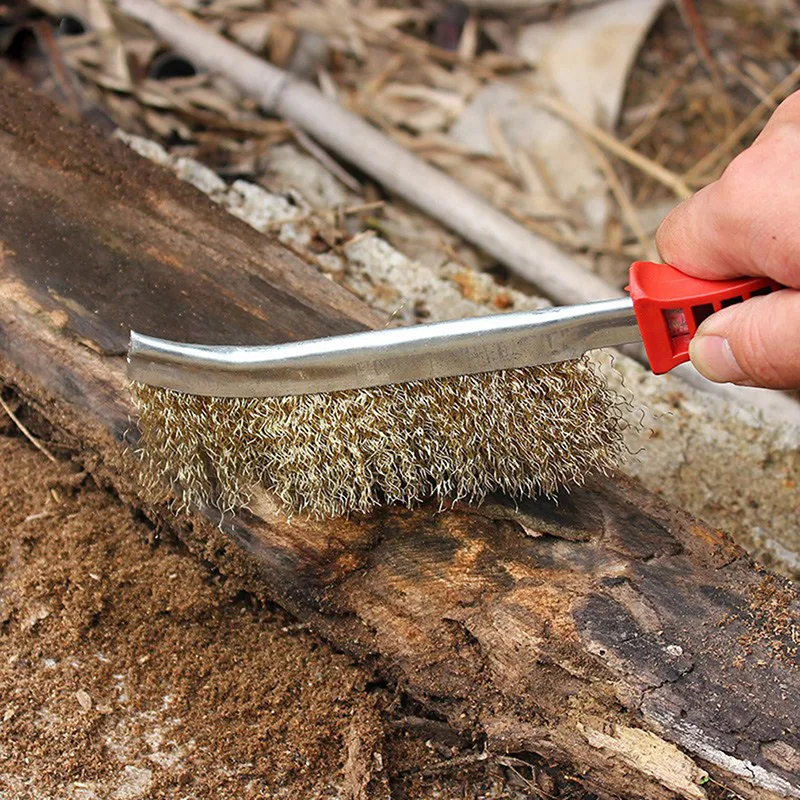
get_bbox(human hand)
[656,92,800,390]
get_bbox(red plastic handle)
[627,261,784,374]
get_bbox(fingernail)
[689,335,746,383]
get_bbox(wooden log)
[1,80,798,800]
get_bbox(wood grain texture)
[1,80,798,800]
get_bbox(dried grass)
[11,0,799,272]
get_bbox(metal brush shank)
[128,297,641,398]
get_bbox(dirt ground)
[0,429,520,799]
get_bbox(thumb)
[688,289,800,389]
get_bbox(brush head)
[131,358,628,518]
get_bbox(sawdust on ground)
[0,431,511,800]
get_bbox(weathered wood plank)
[1,79,798,800]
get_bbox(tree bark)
[0,79,798,800]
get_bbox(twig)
[0,396,58,463]
[676,0,712,63]
[342,200,384,215]
[533,94,692,200]
[486,112,518,175]
[581,136,654,261]
[287,122,363,193]
[515,147,577,225]
[408,749,488,777]
[457,14,478,62]
[342,230,378,250]
[358,22,477,69]
[317,68,339,101]
[361,53,405,96]
[685,64,800,185]
[496,755,559,799]
[705,776,748,800]
[116,0,616,306]
[624,54,698,148]
[31,20,85,117]
[720,56,777,110]
[676,0,734,132]
[23,510,56,524]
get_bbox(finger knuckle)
[654,208,678,259]
[774,89,800,122]
[718,149,761,198]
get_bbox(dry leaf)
[383,84,465,115]
[450,0,666,242]
[358,8,427,33]
[229,13,274,52]
[181,85,240,116]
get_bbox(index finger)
[656,93,800,289]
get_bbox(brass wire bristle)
[131,357,628,519]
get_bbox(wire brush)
[128,262,784,518]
